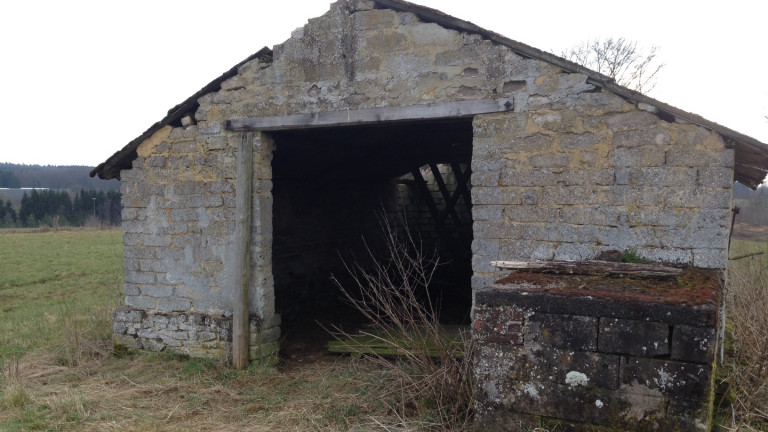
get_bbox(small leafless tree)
[562,37,664,94]
[331,214,473,430]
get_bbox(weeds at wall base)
[330,214,474,430]
[716,239,768,431]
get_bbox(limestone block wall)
[471,100,734,288]
[473,278,719,431]
[112,0,736,360]
[115,126,278,358]
[112,307,280,360]
[119,124,238,315]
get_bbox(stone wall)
[116,126,278,356]
[115,0,735,375]
[473,274,720,431]
[471,103,734,288]
[113,307,280,360]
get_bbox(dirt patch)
[496,267,722,307]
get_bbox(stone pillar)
[248,131,280,359]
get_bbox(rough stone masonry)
[473,268,721,431]
[97,0,765,430]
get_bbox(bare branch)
[562,37,665,94]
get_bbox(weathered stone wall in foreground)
[473,277,719,431]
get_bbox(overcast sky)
[1,0,765,167]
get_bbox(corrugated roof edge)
[90,47,272,180]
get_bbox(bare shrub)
[331,215,473,430]
[722,245,768,428]
[561,37,664,94]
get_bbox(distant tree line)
[0,189,121,228]
[0,170,21,188]
[735,184,768,225]
[0,163,119,191]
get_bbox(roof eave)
[93,0,768,188]
[90,47,272,180]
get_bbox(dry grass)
[0,346,409,431]
[331,216,474,431]
[718,238,768,431]
[0,229,405,431]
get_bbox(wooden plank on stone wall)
[226,98,513,131]
[491,260,683,279]
[232,132,254,369]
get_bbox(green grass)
[0,229,396,431]
[0,229,123,364]
[3,229,764,431]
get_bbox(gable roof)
[91,0,768,188]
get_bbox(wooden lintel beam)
[226,98,513,131]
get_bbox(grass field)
[1,229,766,431]
[0,229,123,363]
[0,229,403,431]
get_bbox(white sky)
[1,0,766,167]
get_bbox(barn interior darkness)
[270,119,474,349]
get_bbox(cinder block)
[140,284,174,298]
[606,110,659,131]
[525,313,597,351]
[665,187,731,209]
[612,127,670,148]
[693,248,728,269]
[529,152,569,169]
[666,148,734,168]
[125,270,156,285]
[125,296,157,310]
[500,170,557,187]
[598,318,669,356]
[473,305,525,345]
[517,346,621,389]
[541,186,607,206]
[559,132,601,149]
[610,147,666,167]
[622,357,712,400]
[553,243,595,261]
[156,297,192,312]
[697,167,733,188]
[627,167,694,187]
[560,169,614,186]
[671,325,716,363]
[504,205,560,224]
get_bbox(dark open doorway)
[270,119,474,357]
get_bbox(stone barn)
[91,0,768,430]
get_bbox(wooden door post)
[232,132,253,369]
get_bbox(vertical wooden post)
[232,132,253,369]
